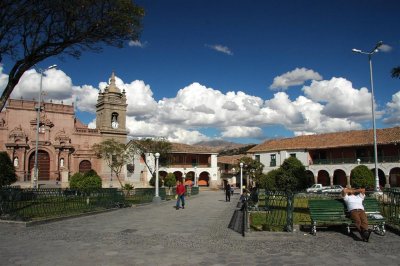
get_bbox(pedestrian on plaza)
[341,187,372,242]
[225,182,231,202]
[175,180,186,210]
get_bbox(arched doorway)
[173,171,183,182]
[371,168,386,188]
[333,169,347,187]
[317,170,330,186]
[389,168,400,187]
[198,172,209,186]
[28,150,50,180]
[185,171,194,186]
[305,170,314,186]
[79,160,92,174]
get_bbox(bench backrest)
[309,197,381,214]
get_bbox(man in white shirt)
[341,187,371,242]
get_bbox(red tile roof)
[248,127,400,153]
[217,154,247,165]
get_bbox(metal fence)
[0,188,125,221]
[382,187,400,230]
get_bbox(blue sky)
[1,0,400,144]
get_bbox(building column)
[346,175,351,188]
[385,174,390,188]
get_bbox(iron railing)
[0,188,125,221]
[381,187,400,230]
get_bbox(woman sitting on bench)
[341,187,372,242]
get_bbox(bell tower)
[96,72,128,141]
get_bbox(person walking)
[225,183,231,202]
[175,180,186,210]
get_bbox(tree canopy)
[92,138,136,188]
[236,156,264,187]
[350,165,374,189]
[128,138,172,176]
[0,0,144,111]
[0,151,17,187]
[391,66,400,79]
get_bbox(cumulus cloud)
[302,77,378,120]
[383,91,400,125]
[205,44,233,55]
[128,40,147,48]
[2,65,391,144]
[221,126,263,138]
[270,67,322,90]
[11,68,73,103]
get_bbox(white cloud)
[0,65,8,93]
[205,44,233,55]
[128,40,146,48]
[11,68,74,103]
[221,126,263,138]
[302,77,378,120]
[383,91,400,125]
[3,66,391,144]
[270,67,322,90]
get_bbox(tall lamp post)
[32,64,57,189]
[194,166,197,187]
[153,152,161,203]
[240,162,243,195]
[352,41,383,192]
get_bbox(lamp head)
[155,152,160,158]
[239,162,243,167]
[352,48,361,53]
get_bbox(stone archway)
[79,160,92,174]
[198,171,210,186]
[317,170,330,186]
[174,171,183,182]
[305,170,315,186]
[28,150,50,180]
[371,168,386,188]
[389,167,400,187]
[185,171,195,186]
[333,169,347,187]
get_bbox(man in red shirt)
[176,180,186,210]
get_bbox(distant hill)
[194,140,256,155]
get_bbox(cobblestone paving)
[0,190,399,265]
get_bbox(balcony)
[313,156,400,165]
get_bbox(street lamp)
[153,152,161,203]
[240,162,244,195]
[352,41,383,192]
[194,166,197,187]
[32,64,57,189]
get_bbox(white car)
[320,185,344,193]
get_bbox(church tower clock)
[96,72,128,141]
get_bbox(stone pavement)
[0,190,399,266]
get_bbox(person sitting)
[341,187,371,242]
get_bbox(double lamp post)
[352,41,383,192]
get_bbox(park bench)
[308,197,386,236]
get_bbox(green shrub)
[164,173,176,188]
[0,152,17,187]
[350,165,374,189]
[69,172,102,190]
[149,173,162,187]
[275,157,308,192]
[259,170,279,190]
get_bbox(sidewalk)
[0,190,399,265]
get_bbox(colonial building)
[248,127,400,188]
[126,142,219,188]
[0,72,127,188]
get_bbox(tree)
[391,66,400,79]
[0,152,17,187]
[0,0,144,111]
[92,139,136,188]
[274,157,308,192]
[128,138,172,177]
[259,170,279,190]
[164,172,177,192]
[237,156,264,187]
[350,165,374,189]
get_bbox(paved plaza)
[1,190,400,265]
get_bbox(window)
[270,154,276,167]
[255,155,260,162]
[290,153,296,158]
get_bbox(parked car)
[306,184,330,193]
[320,185,344,194]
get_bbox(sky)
[1,0,400,145]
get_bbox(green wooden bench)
[308,197,386,236]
